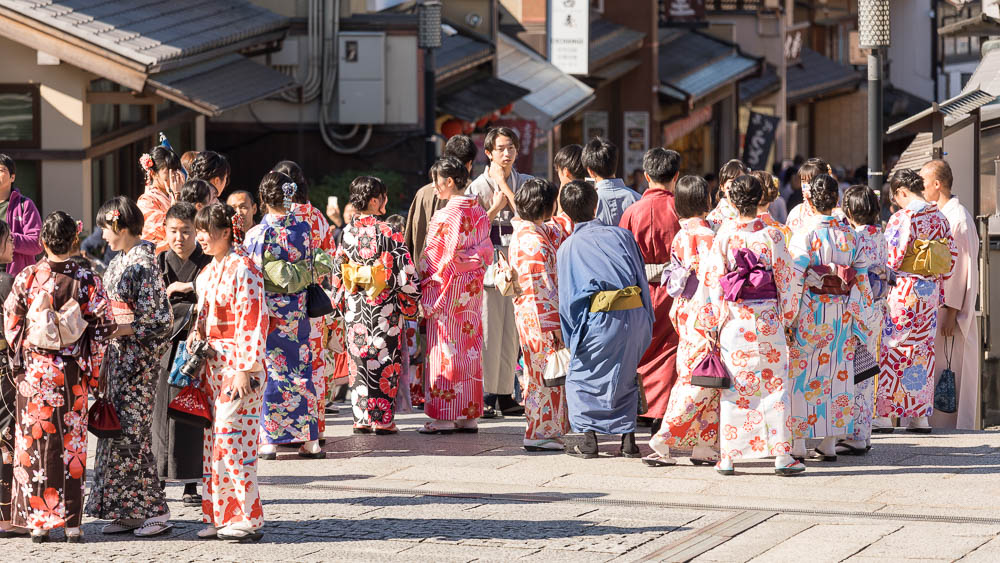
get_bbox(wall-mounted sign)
[583,111,608,141]
[623,111,650,178]
[741,111,780,171]
[549,0,589,75]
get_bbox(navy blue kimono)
[557,220,654,434]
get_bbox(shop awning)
[890,132,934,176]
[437,72,530,122]
[436,31,493,82]
[497,34,595,131]
[589,19,646,73]
[786,48,861,104]
[147,54,294,117]
[658,29,761,106]
[739,63,779,104]
[0,0,292,115]
[938,12,1000,37]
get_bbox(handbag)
[934,337,957,414]
[88,357,122,439]
[305,228,334,318]
[853,340,879,384]
[493,251,516,297]
[168,380,213,428]
[168,341,192,387]
[690,347,731,389]
[543,347,570,388]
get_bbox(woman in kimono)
[753,171,791,245]
[876,169,957,433]
[331,176,420,434]
[787,174,874,461]
[694,175,804,476]
[509,178,570,451]
[840,185,887,454]
[785,159,847,235]
[191,203,268,542]
[244,172,322,459]
[705,160,746,232]
[136,146,184,255]
[418,157,494,434]
[273,160,336,436]
[86,197,174,537]
[646,176,719,466]
[2,214,113,542]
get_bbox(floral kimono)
[418,195,493,421]
[759,212,791,246]
[694,218,798,462]
[508,218,570,443]
[706,198,737,232]
[655,217,719,450]
[87,242,173,521]
[294,204,336,433]
[786,203,847,236]
[245,209,317,445]
[137,185,172,255]
[195,248,268,531]
[331,215,420,430]
[850,224,889,442]
[878,201,957,419]
[3,260,114,530]
[788,216,873,439]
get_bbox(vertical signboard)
[549,0,589,75]
[741,111,780,171]
[583,111,608,141]
[623,111,650,178]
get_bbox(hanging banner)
[623,111,650,179]
[583,111,608,141]
[548,0,589,75]
[741,111,780,171]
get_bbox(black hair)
[809,174,839,213]
[718,159,747,187]
[675,175,712,219]
[145,146,181,185]
[842,184,880,226]
[165,202,198,224]
[41,211,79,255]
[582,137,618,178]
[349,176,387,211]
[514,178,559,222]
[179,179,212,206]
[923,159,953,190]
[384,214,406,233]
[442,135,478,166]
[799,158,830,184]
[227,189,256,205]
[484,127,521,152]
[729,174,764,217]
[194,202,241,245]
[96,196,145,236]
[189,151,231,187]
[560,180,598,224]
[642,148,681,185]
[258,170,296,210]
[0,154,14,176]
[752,170,779,205]
[429,156,470,191]
[553,144,586,180]
[272,160,310,203]
[889,168,925,197]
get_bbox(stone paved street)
[3,408,1000,562]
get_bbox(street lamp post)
[858,0,891,194]
[418,1,443,176]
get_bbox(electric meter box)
[336,31,418,125]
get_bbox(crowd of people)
[0,123,980,543]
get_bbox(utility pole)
[858,0,891,194]
[418,1,442,175]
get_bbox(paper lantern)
[500,103,514,115]
[476,116,490,128]
[441,118,463,139]
[462,121,475,134]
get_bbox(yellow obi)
[899,238,952,276]
[342,262,388,299]
[589,285,643,313]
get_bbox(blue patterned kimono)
[556,220,653,434]
[245,210,317,445]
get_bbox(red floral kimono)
[418,195,493,421]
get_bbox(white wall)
[888,0,935,101]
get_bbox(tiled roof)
[0,0,288,68]
[786,48,861,104]
[436,32,492,80]
[659,29,760,103]
[437,72,530,122]
[589,19,645,72]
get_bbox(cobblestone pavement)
[2,408,1000,561]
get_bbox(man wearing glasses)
[468,127,532,418]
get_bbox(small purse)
[168,380,213,428]
[168,341,192,388]
[88,358,122,439]
[306,232,334,318]
[690,347,731,389]
[853,341,879,384]
[493,252,516,297]
[543,347,570,388]
[934,337,957,414]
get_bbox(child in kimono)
[839,185,887,454]
[646,176,720,466]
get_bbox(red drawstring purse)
[88,358,122,438]
[167,380,213,428]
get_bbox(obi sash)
[661,261,699,300]
[110,299,134,324]
[589,285,643,313]
[806,264,857,296]
[341,262,387,299]
[207,305,236,340]
[900,238,952,276]
[719,248,777,301]
[263,256,312,294]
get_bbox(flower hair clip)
[231,211,245,244]
[139,153,154,171]
[105,209,120,231]
[282,182,297,209]
[76,220,83,235]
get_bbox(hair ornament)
[282,182,297,209]
[801,181,811,198]
[105,209,120,231]
[75,220,83,235]
[231,210,245,245]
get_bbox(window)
[0,84,40,148]
[89,78,149,141]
